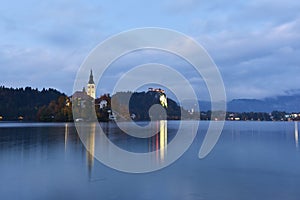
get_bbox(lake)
[0,121,299,200]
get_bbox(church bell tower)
[87,69,96,99]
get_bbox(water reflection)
[2,122,300,200]
[295,121,299,150]
[64,123,69,152]
[159,120,167,162]
[146,120,168,164]
[87,123,96,177]
[82,120,168,174]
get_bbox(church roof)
[72,91,89,99]
[88,70,95,84]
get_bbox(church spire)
[87,69,96,99]
[88,69,95,84]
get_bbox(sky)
[1,0,300,101]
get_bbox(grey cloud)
[0,45,85,94]
[200,18,300,99]
[1,0,300,100]
[163,0,201,13]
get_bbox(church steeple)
[87,69,96,99]
[88,69,95,84]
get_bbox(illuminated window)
[160,95,167,108]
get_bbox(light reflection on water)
[0,121,300,200]
[83,120,168,177]
[295,121,299,150]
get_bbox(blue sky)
[1,0,300,100]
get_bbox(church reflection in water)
[86,123,96,177]
[79,120,168,175]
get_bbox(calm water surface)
[0,121,299,200]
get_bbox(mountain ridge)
[183,93,300,112]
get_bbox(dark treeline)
[0,86,71,121]
[37,96,73,122]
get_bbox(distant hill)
[183,93,300,112]
[0,86,66,121]
[228,94,300,112]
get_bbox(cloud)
[161,0,300,98]
[0,0,107,94]
[197,18,300,99]
[163,0,201,13]
[1,0,300,100]
[0,45,86,94]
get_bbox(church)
[72,70,96,100]
[71,69,96,110]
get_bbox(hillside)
[111,91,192,120]
[0,86,66,121]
